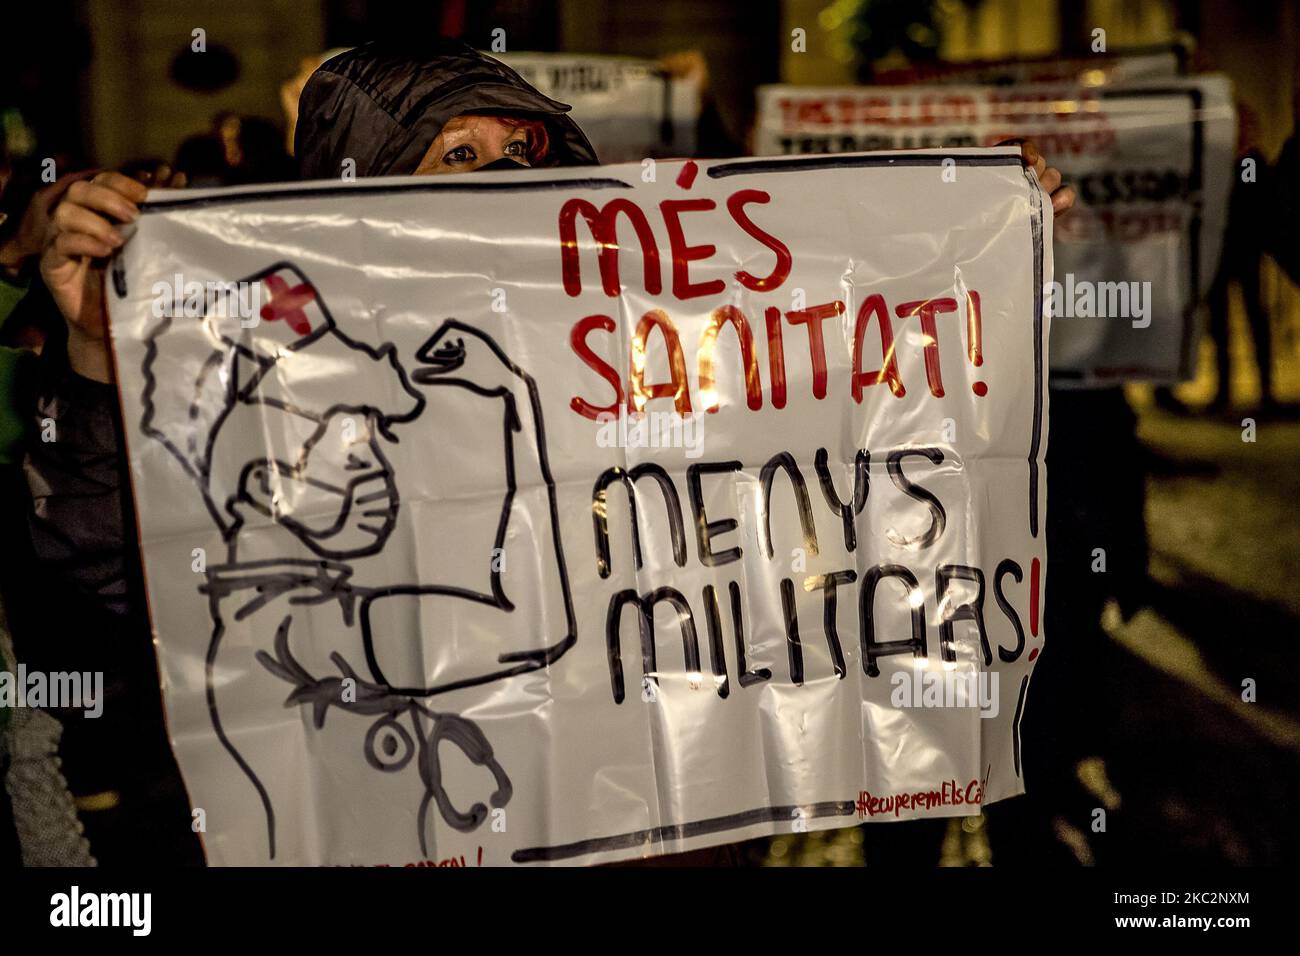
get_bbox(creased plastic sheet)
[106,148,1050,866]
[756,77,1235,385]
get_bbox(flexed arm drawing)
[358,319,577,697]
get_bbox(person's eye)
[504,140,527,157]
[444,145,475,164]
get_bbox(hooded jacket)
[295,39,599,179]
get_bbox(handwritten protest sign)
[756,78,1234,384]
[108,148,1049,866]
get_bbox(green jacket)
[0,270,32,467]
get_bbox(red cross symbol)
[259,274,316,335]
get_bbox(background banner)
[869,44,1185,87]
[107,148,1049,866]
[756,77,1235,384]
[499,52,702,162]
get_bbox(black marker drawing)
[140,262,575,859]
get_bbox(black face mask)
[476,157,529,173]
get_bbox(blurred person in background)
[1157,103,1275,416]
[1204,103,1274,414]
[172,113,296,189]
[1268,70,1300,292]
[172,134,227,189]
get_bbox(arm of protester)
[1,174,103,464]
[38,171,149,383]
[20,166,184,636]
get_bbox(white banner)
[107,148,1049,866]
[869,47,1183,87]
[498,53,701,162]
[756,78,1235,384]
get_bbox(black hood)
[296,39,599,179]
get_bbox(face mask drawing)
[141,262,423,557]
[237,410,399,560]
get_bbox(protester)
[1267,70,1300,288]
[1157,104,1274,415]
[295,39,596,178]
[174,113,296,188]
[9,35,1072,865]
[1205,106,1274,413]
[0,169,108,863]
